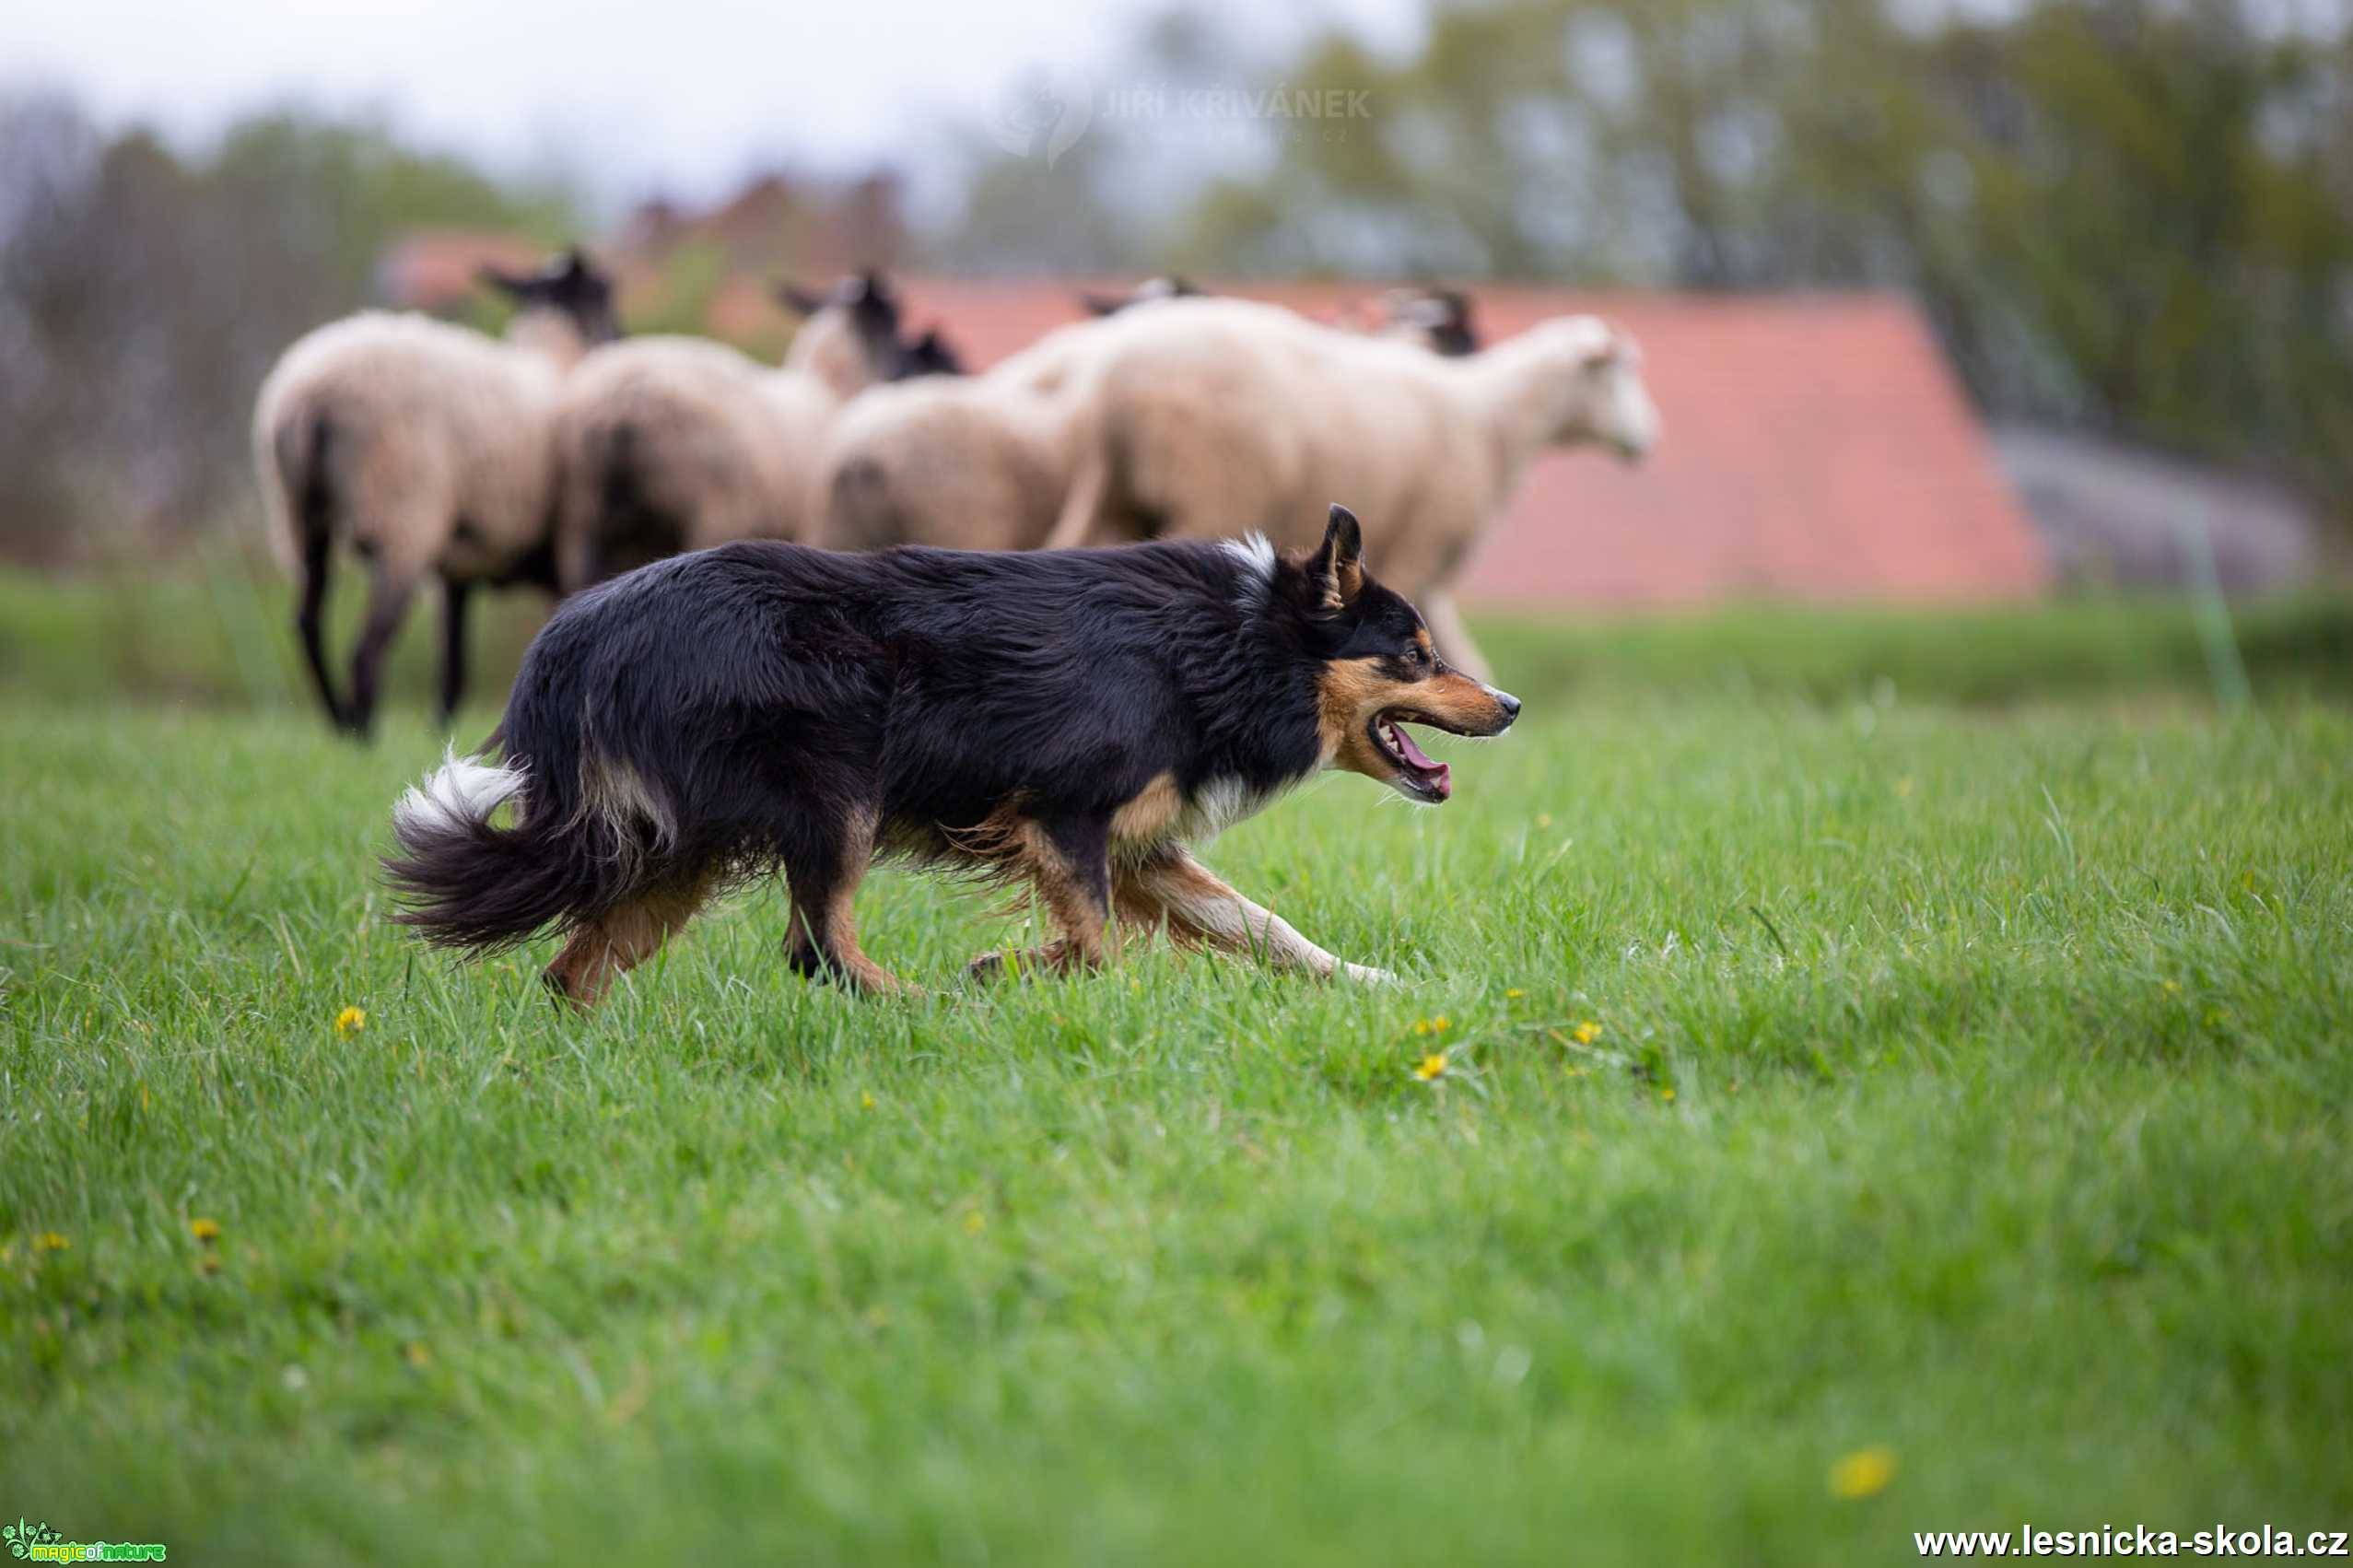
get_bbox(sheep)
[252,248,619,737]
[1036,297,1658,682]
[816,283,1481,557]
[549,271,945,591]
[818,302,1128,555]
[1374,287,1480,356]
[1077,275,1202,316]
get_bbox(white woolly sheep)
[816,284,1481,556]
[549,272,943,591]
[251,249,619,737]
[1037,297,1658,682]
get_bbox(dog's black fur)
[385,507,1518,999]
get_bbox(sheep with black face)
[547,272,957,591]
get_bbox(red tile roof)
[888,278,2049,608]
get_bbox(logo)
[986,64,1094,167]
[4,1522,60,1560]
[3,1520,166,1562]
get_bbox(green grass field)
[3,578,2349,1564]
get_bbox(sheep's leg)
[343,568,419,740]
[1038,452,1106,551]
[1421,590,1494,686]
[436,577,474,730]
[967,815,1116,981]
[294,524,345,729]
[1118,848,1398,985]
[543,872,714,1009]
[783,810,919,996]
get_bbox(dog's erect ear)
[1307,503,1367,612]
[774,280,826,317]
[1079,291,1124,316]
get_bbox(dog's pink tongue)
[1394,724,1439,770]
[1394,725,1452,800]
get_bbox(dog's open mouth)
[1371,711,1451,802]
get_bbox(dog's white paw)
[1343,963,1404,987]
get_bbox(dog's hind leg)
[1119,848,1399,986]
[783,811,919,997]
[543,871,715,1008]
[966,815,1116,983]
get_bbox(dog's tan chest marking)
[1110,770,1274,858]
[1110,772,1185,844]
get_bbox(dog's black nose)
[1494,688,1522,721]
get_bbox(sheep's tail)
[383,748,626,954]
[253,395,337,571]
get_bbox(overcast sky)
[1,0,1423,211]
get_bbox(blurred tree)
[0,94,580,562]
[1064,0,2351,514]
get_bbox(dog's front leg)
[967,814,1118,983]
[1122,848,1399,986]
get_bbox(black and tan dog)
[385,505,1519,1002]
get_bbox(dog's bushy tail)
[383,750,623,953]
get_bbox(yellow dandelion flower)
[963,1210,988,1236]
[334,1005,368,1037]
[1411,1017,1430,1036]
[1660,1087,1677,1102]
[860,1092,875,1109]
[1413,1052,1449,1082]
[1432,1015,1449,1033]
[190,1217,222,1243]
[1829,1446,1897,1500]
[36,1232,68,1252]
[2161,979,2180,993]
[1504,989,1524,1000]
[1572,1020,1602,1046]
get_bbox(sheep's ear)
[477,263,530,299]
[910,328,965,374]
[851,270,902,329]
[1307,504,1366,613]
[774,280,825,317]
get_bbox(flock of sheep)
[252,248,1660,737]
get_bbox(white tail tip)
[392,748,525,840]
